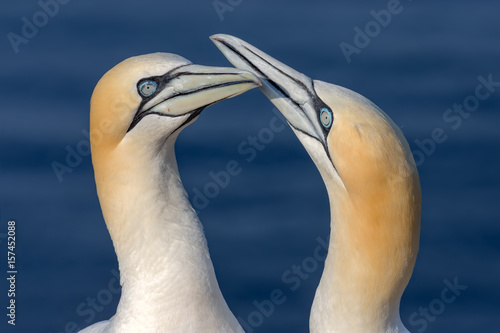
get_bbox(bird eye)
[139,81,158,97]
[320,108,333,128]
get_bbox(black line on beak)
[127,74,253,133]
[242,45,314,96]
[216,40,308,115]
[156,107,205,154]
[216,39,337,172]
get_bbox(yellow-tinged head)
[211,35,418,188]
[90,52,261,160]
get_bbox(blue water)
[1,0,499,332]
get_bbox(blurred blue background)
[1,0,499,332]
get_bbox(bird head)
[211,35,418,196]
[90,53,261,161]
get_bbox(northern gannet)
[212,34,421,333]
[80,53,260,333]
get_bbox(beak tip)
[210,34,261,87]
[210,34,243,47]
[209,34,224,46]
[210,33,226,41]
[254,76,263,87]
[243,72,263,87]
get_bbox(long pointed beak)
[129,64,261,131]
[210,34,329,144]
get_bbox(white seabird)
[79,53,260,333]
[212,34,421,333]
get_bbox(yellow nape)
[320,84,421,324]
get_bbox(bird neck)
[92,140,241,332]
[310,172,420,333]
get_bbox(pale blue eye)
[320,108,333,128]
[139,81,157,97]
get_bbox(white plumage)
[212,34,421,333]
[79,53,260,333]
